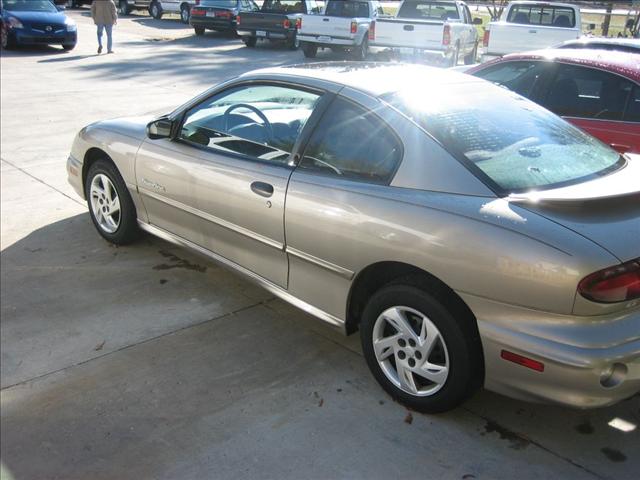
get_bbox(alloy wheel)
[372,306,450,396]
[90,174,121,234]
[181,7,190,23]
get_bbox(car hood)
[5,11,67,24]
[88,115,155,140]
[510,155,640,263]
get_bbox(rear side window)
[473,61,549,98]
[325,0,370,17]
[507,5,575,28]
[299,97,402,184]
[541,64,635,121]
[399,1,459,21]
[262,0,304,13]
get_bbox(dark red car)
[468,49,640,154]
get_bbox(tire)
[62,43,76,51]
[288,32,300,50]
[1,27,15,49]
[180,4,191,24]
[85,159,140,245]
[360,281,483,413]
[301,42,317,58]
[464,43,478,65]
[449,43,460,67]
[149,1,163,19]
[194,26,205,36]
[118,0,130,16]
[352,36,368,61]
[242,35,257,47]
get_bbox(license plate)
[256,30,267,37]
[318,35,331,42]
[206,11,215,17]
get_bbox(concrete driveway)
[1,9,638,480]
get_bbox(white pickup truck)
[482,1,581,61]
[370,0,480,66]
[151,1,196,23]
[298,0,382,60]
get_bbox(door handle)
[251,181,274,198]
[403,25,414,31]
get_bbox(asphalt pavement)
[1,9,639,480]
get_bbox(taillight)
[442,24,451,46]
[350,21,357,34]
[578,259,640,303]
[236,14,241,25]
[283,18,291,29]
[483,29,490,47]
[191,7,205,15]
[368,20,375,41]
[296,17,302,30]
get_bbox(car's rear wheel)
[301,42,317,58]
[150,1,163,19]
[360,282,483,413]
[243,35,257,47]
[180,4,191,23]
[352,36,368,61]
[85,159,140,245]
[288,33,300,50]
[194,26,205,36]
[464,42,478,65]
[449,43,460,67]
[118,0,130,15]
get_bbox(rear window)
[398,1,460,21]
[507,5,576,28]
[262,0,304,13]
[383,82,623,194]
[325,0,370,18]
[201,0,238,7]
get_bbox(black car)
[189,0,259,36]
[237,0,322,50]
[1,0,77,50]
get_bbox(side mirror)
[147,117,174,140]
[473,17,483,25]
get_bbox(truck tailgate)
[239,12,288,32]
[374,18,444,49]
[300,15,353,38]
[488,23,580,55]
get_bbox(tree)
[486,0,509,21]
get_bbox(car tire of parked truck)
[360,280,483,413]
[449,43,460,67]
[194,26,205,36]
[351,36,369,61]
[181,4,191,24]
[289,33,300,50]
[150,1,163,19]
[118,0,130,15]
[464,42,477,65]
[302,42,317,58]
[243,36,257,47]
[85,159,140,246]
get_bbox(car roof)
[240,62,486,97]
[504,1,577,9]
[499,48,640,82]
[558,37,640,49]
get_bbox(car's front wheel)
[180,4,191,24]
[149,1,163,19]
[118,0,130,16]
[301,42,317,58]
[1,26,15,49]
[194,26,205,36]
[85,159,140,245]
[360,282,483,413]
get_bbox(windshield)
[201,0,238,8]
[383,82,624,194]
[2,0,57,12]
[398,1,459,21]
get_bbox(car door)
[539,63,640,154]
[285,91,404,319]
[169,82,327,288]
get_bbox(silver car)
[67,63,640,413]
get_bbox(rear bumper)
[370,44,453,63]
[298,34,357,47]
[237,28,295,40]
[461,292,640,408]
[190,16,236,31]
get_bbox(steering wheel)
[223,103,273,142]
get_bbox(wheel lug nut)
[397,350,406,360]
[408,358,416,367]
[398,339,406,347]
[408,339,416,347]
[415,351,422,360]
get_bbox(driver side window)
[180,85,321,165]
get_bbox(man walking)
[91,0,118,54]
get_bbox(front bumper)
[461,292,640,408]
[11,28,76,46]
[67,154,84,199]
